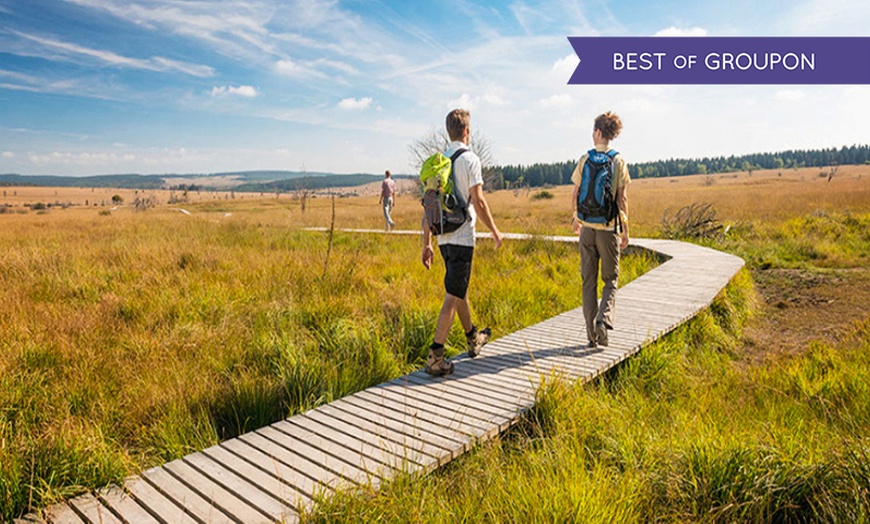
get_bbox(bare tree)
[407,126,499,190]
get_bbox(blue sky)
[1,0,868,176]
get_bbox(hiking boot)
[424,349,454,377]
[466,327,491,358]
[595,321,609,347]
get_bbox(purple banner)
[567,37,870,84]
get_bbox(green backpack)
[419,149,469,235]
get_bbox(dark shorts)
[439,244,474,299]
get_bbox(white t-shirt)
[438,140,483,248]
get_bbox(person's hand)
[491,229,503,249]
[620,231,629,250]
[573,219,581,235]
[422,245,434,270]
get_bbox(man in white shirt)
[421,109,503,376]
[379,170,397,231]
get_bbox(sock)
[429,342,445,356]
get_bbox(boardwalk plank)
[162,459,272,524]
[67,493,124,524]
[141,466,235,524]
[332,395,470,450]
[203,444,309,512]
[96,485,160,524]
[182,453,294,522]
[292,410,427,471]
[123,476,197,524]
[221,438,329,500]
[43,502,85,524]
[237,431,355,493]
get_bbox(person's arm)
[469,184,502,248]
[571,184,581,234]
[616,185,629,249]
[421,215,434,269]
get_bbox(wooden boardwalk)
[23,233,744,524]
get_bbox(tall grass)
[0,205,657,519]
[305,270,870,523]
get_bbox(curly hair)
[594,112,622,141]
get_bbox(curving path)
[23,232,744,524]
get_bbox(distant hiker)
[572,111,630,348]
[380,170,398,231]
[421,109,503,376]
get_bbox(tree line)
[489,144,870,189]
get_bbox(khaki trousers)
[579,227,620,343]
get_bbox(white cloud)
[775,89,806,101]
[211,85,259,98]
[447,94,475,110]
[338,97,373,110]
[654,26,709,37]
[539,94,573,108]
[2,151,15,158]
[11,31,215,77]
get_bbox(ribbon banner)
[567,37,870,85]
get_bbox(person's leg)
[596,229,621,334]
[382,199,391,230]
[579,227,600,344]
[433,294,460,344]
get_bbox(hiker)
[572,111,630,348]
[379,169,397,231]
[421,109,503,376]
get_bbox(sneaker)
[424,350,454,377]
[595,321,609,347]
[585,340,598,349]
[466,327,491,358]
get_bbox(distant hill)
[0,171,406,191]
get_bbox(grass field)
[1,164,868,520]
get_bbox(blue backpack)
[576,149,620,229]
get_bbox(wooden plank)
[362,384,510,440]
[141,466,235,524]
[273,417,416,473]
[67,492,124,524]
[13,515,44,524]
[42,502,84,524]
[334,395,472,450]
[202,444,309,512]
[96,485,160,524]
[256,425,379,486]
[237,431,354,493]
[162,459,273,524]
[401,372,530,410]
[221,437,330,500]
[297,406,443,468]
[370,378,515,430]
[346,391,479,444]
[380,375,523,421]
[182,453,294,522]
[124,476,196,524]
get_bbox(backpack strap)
[448,148,469,204]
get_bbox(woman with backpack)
[572,111,630,348]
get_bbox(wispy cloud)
[338,97,373,110]
[211,85,259,98]
[11,31,215,77]
[2,151,15,159]
[654,26,709,37]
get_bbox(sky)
[0,0,869,176]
